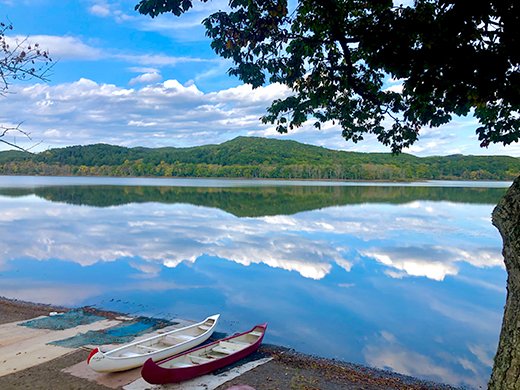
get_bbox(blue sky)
[1,0,520,157]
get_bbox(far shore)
[1,173,515,185]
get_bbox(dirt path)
[0,296,68,325]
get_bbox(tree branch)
[0,123,38,154]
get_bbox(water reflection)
[363,245,503,281]
[0,179,507,388]
[0,184,508,215]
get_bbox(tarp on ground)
[48,317,175,348]
[20,309,106,330]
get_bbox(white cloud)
[208,82,291,105]
[115,53,214,67]
[393,0,415,7]
[384,83,404,94]
[469,344,495,368]
[0,78,290,150]
[380,331,397,343]
[361,245,503,281]
[127,67,160,73]
[363,247,458,281]
[128,72,162,86]
[5,35,103,60]
[428,296,502,333]
[89,4,111,17]
[4,34,218,74]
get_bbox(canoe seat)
[227,340,249,347]
[190,356,212,364]
[120,352,140,358]
[219,341,246,351]
[161,336,185,346]
[250,331,262,337]
[162,335,195,346]
[198,325,211,331]
[172,362,192,368]
[174,334,196,340]
[137,345,159,353]
[212,346,235,355]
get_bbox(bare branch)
[1,20,54,94]
[0,123,37,154]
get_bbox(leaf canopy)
[135,0,520,153]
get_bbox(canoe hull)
[87,314,219,373]
[87,334,211,372]
[141,323,267,384]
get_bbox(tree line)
[0,137,518,181]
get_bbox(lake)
[0,176,510,388]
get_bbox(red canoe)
[141,323,267,384]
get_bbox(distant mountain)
[0,136,519,181]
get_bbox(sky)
[1,0,519,157]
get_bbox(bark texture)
[490,176,520,390]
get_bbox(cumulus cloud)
[128,72,163,85]
[88,4,111,17]
[361,245,503,281]
[0,78,292,150]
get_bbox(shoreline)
[1,172,515,183]
[0,296,465,390]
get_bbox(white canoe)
[87,314,220,372]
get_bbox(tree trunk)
[490,176,520,390]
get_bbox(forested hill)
[1,136,519,181]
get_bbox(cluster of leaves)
[135,0,520,153]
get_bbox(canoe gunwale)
[141,322,267,384]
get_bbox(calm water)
[0,176,510,388]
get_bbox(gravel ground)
[0,297,69,325]
[214,346,462,390]
[0,297,462,390]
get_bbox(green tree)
[136,0,519,154]
[135,1,520,389]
